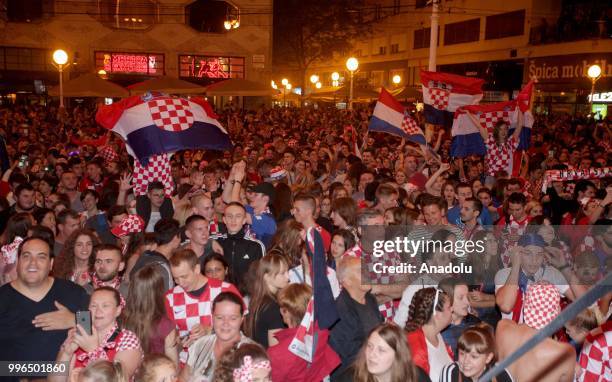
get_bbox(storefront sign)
[588,91,612,103]
[179,55,245,79]
[95,52,163,76]
[525,53,612,84]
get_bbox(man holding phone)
[0,237,89,364]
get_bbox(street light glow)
[588,64,602,79]
[392,75,401,84]
[53,49,68,65]
[224,20,232,30]
[315,82,322,89]
[310,74,319,84]
[281,78,288,86]
[286,83,292,90]
[346,57,358,72]
[331,72,340,81]
[332,80,339,87]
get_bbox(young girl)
[245,253,290,348]
[405,287,454,382]
[135,354,178,382]
[439,324,513,382]
[214,343,271,382]
[349,323,430,382]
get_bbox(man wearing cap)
[496,282,576,382]
[223,161,277,248]
[495,233,584,324]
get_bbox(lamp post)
[346,57,358,110]
[52,49,69,109]
[392,74,401,87]
[331,72,340,107]
[285,83,292,107]
[587,64,602,113]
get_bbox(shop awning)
[128,76,206,95]
[204,79,277,97]
[47,73,129,98]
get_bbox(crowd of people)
[0,101,610,382]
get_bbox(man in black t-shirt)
[0,237,89,364]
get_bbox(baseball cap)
[248,182,275,203]
[111,215,145,237]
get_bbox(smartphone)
[18,154,28,169]
[76,311,92,335]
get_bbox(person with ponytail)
[439,324,513,382]
[405,287,453,382]
[213,343,271,382]
[244,253,290,348]
[340,323,431,382]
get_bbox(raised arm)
[467,111,488,141]
[510,108,524,141]
[425,162,450,194]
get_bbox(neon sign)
[179,55,244,79]
[95,52,163,76]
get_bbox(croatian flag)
[509,80,535,151]
[368,88,426,145]
[421,70,484,127]
[289,227,338,362]
[96,93,232,165]
[451,100,517,157]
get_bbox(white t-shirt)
[494,265,569,322]
[393,274,439,328]
[427,333,453,382]
[145,211,162,233]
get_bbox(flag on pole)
[368,88,427,145]
[96,93,232,165]
[509,80,535,151]
[288,227,339,363]
[450,100,517,158]
[421,70,484,127]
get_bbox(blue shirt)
[447,204,492,226]
[245,205,276,248]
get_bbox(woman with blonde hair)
[76,360,126,382]
[347,323,430,382]
[135,354,177,382]
[244,253,290,348]
[268,283,340,382]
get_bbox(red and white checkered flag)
[401,113,424,137]
[132,153,174,197]
[289,297,315,362]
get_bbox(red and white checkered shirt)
[578,321,612,382]
[74,323,141,368]
[165,279,241,363]
[485,133,519,176]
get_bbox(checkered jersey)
[485,126,518,177]
[378,299,400,322]
[133,153,174,197]
[578,321,612,382]
[165,279,241,363]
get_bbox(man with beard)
[84,244,128,297]
[59,170,84,212]
[0,183,38,234]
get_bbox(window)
[186,0,239,33]
[94,52,164,76]
[1,47,53,71]
[96,0,157,29]
[390,43,400,54]
[416,0,428,9]
[6,0,44,22]
[444,18,480,45]
[393,0,401,15]
[485,10,525,39]
[374,4,382,20]
[378,46,387,55]
[414,27,440,49]
[179,55,245,79]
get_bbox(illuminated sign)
[95,52,164,76]
[588,91,612,103]
[179,55,244,79]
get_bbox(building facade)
[308,0,611,115]
[0,0,272,104]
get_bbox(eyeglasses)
[432,288,442,317]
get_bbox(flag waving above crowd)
[421,70,484,127]
[96,93,232,165]
[368,88,426,145]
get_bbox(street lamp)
[392,74,401,86]
[331,72,340,82]
[587,64,602,111]
[284,83,292,107]
[310,74,319,84]
[315,82,322,89]
[52,49,69,109]
[346,57,359,110]
[281,78,288,86]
